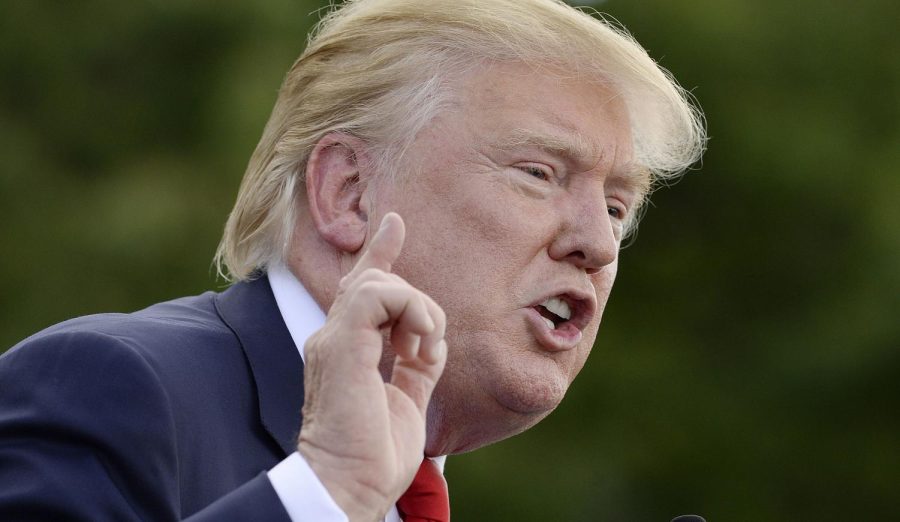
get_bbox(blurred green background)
[1,1,898,520]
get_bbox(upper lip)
[529,285,597,331]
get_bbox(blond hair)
[215,0,706,281]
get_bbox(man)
[0,0,704,520]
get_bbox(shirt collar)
[267,263,326,364]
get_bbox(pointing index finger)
[351,212,405,276]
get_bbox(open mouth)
[534,296,573,330]
[525,289,596,351]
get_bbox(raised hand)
[297,212,447,521]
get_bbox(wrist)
[298,440,392,522]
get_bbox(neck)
[284,216,350,314]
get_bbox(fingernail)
[409,335,421,359]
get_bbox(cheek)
[452,178,558,261]
[390,167,563,330]
[587,263,618,327]
[594,258,618,298]
[387,197,494,314]
[404,177,542,273]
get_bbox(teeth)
[541,316,555,329]
[540,297,572,321]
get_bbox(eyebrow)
[490,129,652,196]
[492,129,597,167]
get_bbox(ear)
[305,132,374,253]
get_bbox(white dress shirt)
[265,264,445,522]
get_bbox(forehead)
[448,62,646,189]
[458,62,625,121]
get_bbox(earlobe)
[305,133,372,253]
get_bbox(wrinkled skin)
[295,63,641,520]
[377,63,641,454]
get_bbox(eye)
[515,164,551,181]
[607,203,626,220]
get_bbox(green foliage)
[2,0,898,519]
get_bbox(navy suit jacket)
[0,277,304,521]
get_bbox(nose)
[547,197,619,274]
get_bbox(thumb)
[350,212,406,276]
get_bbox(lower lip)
[524,307,583,352]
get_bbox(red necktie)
[396,459,450,522]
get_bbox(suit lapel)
[214,276,305,456]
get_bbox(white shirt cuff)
[268,451,349,522]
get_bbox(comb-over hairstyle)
[215,0,706,281]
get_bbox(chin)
[491,375,567,416]
[474,367,569,444]
[427,331,578,453]
[490,349,573,410]
[425,373,566,455]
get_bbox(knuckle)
[423,295,445,319]
[358,267,388,282]
[356,280,384,298]
[418,295,433,316]
[303,334,321,358]
[434,305,447,326]
[428,303,447,331]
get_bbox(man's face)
[373,63,642,454]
